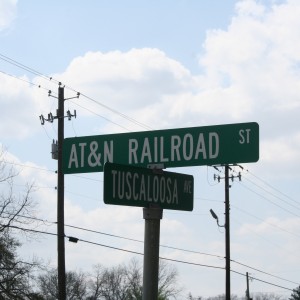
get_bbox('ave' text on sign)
[103,163,194,211]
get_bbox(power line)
[246,169,299,206]
[0,159,56,173]
[214,166,299,214]
[0,53,153,132]
[237,181,300,218]
[0,159,103,183]
[0,69,50,92]
[8,224,225,270]
[230,259,299,286]
[2,157,299,275]
[79,93,153,131]
[232,204,300,239]
[236,170,300,212]
[231,270,294,292]
[232,216,300,259]
[7,213,299,288]
[8,213,224,260]
[0,53,54,81]
[7,224,297,292]
[69,100,130,132]
[65,223,224,260]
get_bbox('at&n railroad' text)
[63,122,259,174]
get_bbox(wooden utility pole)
[225,165,231,300]
[212,165,242,300]
[246,272,251,300]
[57,85,66,300]
[40,84,78,300]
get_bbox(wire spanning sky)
[1,0,300,298]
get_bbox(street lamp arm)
[210,209,225,228]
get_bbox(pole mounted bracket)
[143,205,163,220]
[147,163,165,170]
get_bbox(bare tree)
[88,264,130,300]
[124,259,143,299]
[0,147,39,298]
[253,293,283,300]
[158,260,182,299]
[0,147,36,233]
[87,259,181,299]
[37,269,88,300]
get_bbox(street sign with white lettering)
[103,163,194,211]
[63,122,259,174]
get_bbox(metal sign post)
[142,206,163,300]
[103,163,194,299]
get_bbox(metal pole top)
[143,206,163,220]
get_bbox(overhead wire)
[8,224,225,270]
[0,53,55,82]
[0,159,56,174]
[235,169,300,211]
[213,166,300,218]
[0,52,153,132]
[246,168,299,206]
[231,270,294,292]
[0,69,49,91]
[232,205,300,239]
[232,216,300,259]
[1,150,299,279]
[6,213,299,288]
[69,100,130,131]
[7,224,297,292]
[78,92,154,131]
[237,181,300,218]
[211,166,300,243]
[1,53,299,292]
[230,259,299,286]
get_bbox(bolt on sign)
[103,163,194,211]
[63,122,259,174]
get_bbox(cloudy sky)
[1,0,300,298]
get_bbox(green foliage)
[0,151,38,299]
[290,286,300,300]
[0,230,36,299]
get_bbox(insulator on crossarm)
[67,110,71,120]
[39,115,45,125]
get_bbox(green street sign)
[63,122,259,174]
[103,163,194,211]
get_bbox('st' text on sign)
[103,163,194,211]
[63,122,259,174]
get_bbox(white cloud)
[200,0,300,116]
[0,0,17,31]
[238,216,300,236]
[59,48,195,113]
[0,73,50,139]
[235,0,266,17]
[2,0,300,297]
[2,0,300,178]
[53,0,300,142]
[237,216,300,262]
[0,0,275,143]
